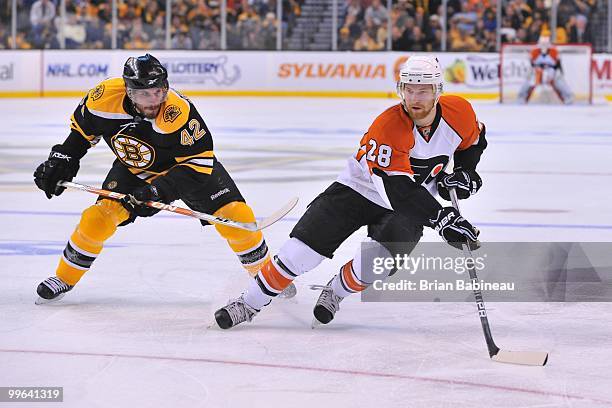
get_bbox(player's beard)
[135,103,161,119]
[406,99,435,121]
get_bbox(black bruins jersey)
[64,77,214,195]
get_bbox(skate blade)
[206,319,220,330]
[311,318,323,329]
[35,293,65,305]
[277,283,297,299]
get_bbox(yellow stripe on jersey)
[70,114,96,142]
[176,163,213,175]
[127,167,169,182]
[175,150,214,163]
[152,90,191,134]
[174,150,214,174]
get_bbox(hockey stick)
[449,188,549,366]
[57,181,298,232]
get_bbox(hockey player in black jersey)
[33,54,295,304]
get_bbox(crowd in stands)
[0,0,600,51]
[6,0,295,50]
[337,0,598,51]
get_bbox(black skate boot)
[311,279,344,326]
[36,276,73,305]
[214,295,259,329]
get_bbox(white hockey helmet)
[396,56,444,102]
[538,36,551,52]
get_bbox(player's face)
[128,87,168,118]
[401,84,436,120]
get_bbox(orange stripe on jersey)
[439,95,480,151]
[531,48,559,61]
[341,260,367,292]
[260,259,293,292]
[358,104,415,175]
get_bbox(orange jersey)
[336,95,481,209]
[530,47,560,69]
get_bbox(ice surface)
[1,97,612,407]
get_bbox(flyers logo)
[110,133,155,169]
[410,155,448,185]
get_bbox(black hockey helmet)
[123,54,168,90]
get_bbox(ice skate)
[214,295,259,329]
[311,279,344,327]
[35,276,73,305]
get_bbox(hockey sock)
[244,238,325,309]
[244,255,294,309]
[330,240,396,298]
[56,200,129,286]
[214,201,269,276]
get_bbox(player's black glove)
[33,145,81,199]
[120,183,173,218]
[437,169,482,201]
[430,207,480,251]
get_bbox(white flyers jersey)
[336,95,481,210]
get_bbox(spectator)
[16,31,34,49]
[569,14,591,43]
[30,0,56,47]
[30,0,55,30]
[148,14,166,48]
[171,30,194,49]
[365,0,388,27]
[354,30,378,51]
[343,0,363,22]
[260,12,277,49]
[338,26,353,50]
[451,1,478,34]
[451,26,482,51]
[124,31,150,49]
[85,17,107,48]
[198,19,221,49]
[393,15,415,50]
[410,26,427,51]
[63,13,86,48]
[0,25,10,49]
[425,14,442,51]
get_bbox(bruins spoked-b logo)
[110,134,155,169]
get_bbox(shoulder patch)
[152,89,191,134]
[163,104,182,123]
[89,83,105,101]
[85,77,131,119]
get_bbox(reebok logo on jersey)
[50,152,71,160]
[210,188,230,200]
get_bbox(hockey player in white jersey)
[518,36,574,104]
[214,56,487,329]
